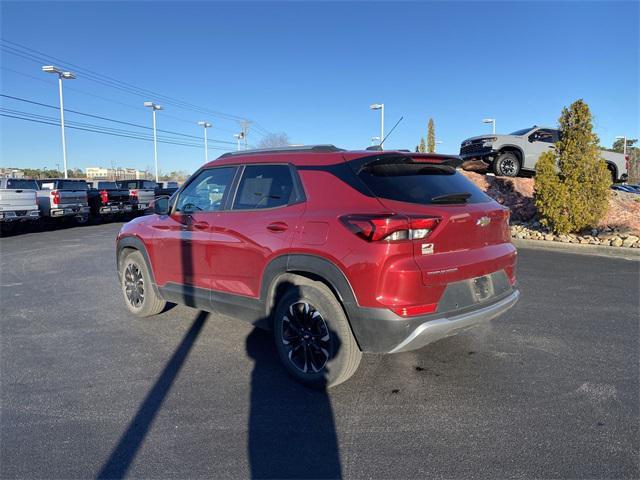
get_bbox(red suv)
[116,146,519,387]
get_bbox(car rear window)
[6,179,38,189]
[97,181,118,189]
[354,155,490,205]
[58,180,88,190]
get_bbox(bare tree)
[257,132,290,149]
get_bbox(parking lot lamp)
[435,140,443,153]
[198,121,212,162]
[42,66,75,179]
[615,136,627,156]
[370,103,385,148]
[234,133,242,151]
[482,118,496,135]
[371,136,380,146]
[144,102,163,182]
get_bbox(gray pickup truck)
[116,180,156,212]
[460,126,628,182]
[37,178,91,223]
[0,178,40,231]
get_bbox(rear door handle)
[267,221,288,232]
[192,221,209,230]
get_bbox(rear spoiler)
[408,153,463,168]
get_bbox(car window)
[531,129,556,143]
[6,179,39,189]
[143,181,156,189]
[354,154,490,205]
[233,165,296,210]
[175,167,235,213]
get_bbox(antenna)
[380,116,404,147]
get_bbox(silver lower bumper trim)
[389,289,520,353]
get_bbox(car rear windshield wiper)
[430,192,472,204]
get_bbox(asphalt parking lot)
[1,222,638,479]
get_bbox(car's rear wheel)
[273,278,361,388]
[493,152,521,177]
[119,249,166,317]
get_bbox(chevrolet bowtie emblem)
[476,216,491,227]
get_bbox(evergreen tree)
[418,137,426,153]
[535,99,610,234]
[427,118,436,153]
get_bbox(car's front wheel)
[119,249,166,317]
[273,278,362,388]
[493,152,521,177]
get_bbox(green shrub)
[534,99,610,234]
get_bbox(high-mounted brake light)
[100,190,109,204]
[130,189,138,200]
[340,214,440,242]
[51,190,60,205]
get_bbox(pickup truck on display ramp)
[459,126,629,183]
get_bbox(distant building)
[0,168,25,179]
[85,167,146,180]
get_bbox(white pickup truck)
[0,178,40,231]
[37,178,91,223]
[460,126,629,182]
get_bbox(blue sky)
[1,1,638,174]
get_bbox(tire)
[119,249,166,317]
[607,164,617,184]
[493,152,521,177]
[74,213,89,225]
[0,222,16,235]
[273,277,362,388]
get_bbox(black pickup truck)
[87,181,133,217]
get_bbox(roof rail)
[217,144,344,158]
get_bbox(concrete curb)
[512,238,640,261]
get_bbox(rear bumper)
[51,206,90,217]
[346,286,519,353]
[0,209,40,222]
[99,203,133,214]
[388,289,519,352]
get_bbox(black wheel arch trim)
[497,145,524,163]
[116,235,163,299]
[260,253,369,349]
[260,254,358,310]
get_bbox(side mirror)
[152,196,169,215]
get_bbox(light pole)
[370,104,385,148]
[435,140,443,153]
[234,133,242,151]
[482,118,496,135]
[198,121,212,162]
[371,136,380,146]
[144,102,162,182]
[42,66,75,179]
[615,136,628,156]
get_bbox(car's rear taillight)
[340,214,440,242]
[100,190,109,204]
[130,189,138,200]
[51,190,60,205]
[391,303,438,317]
